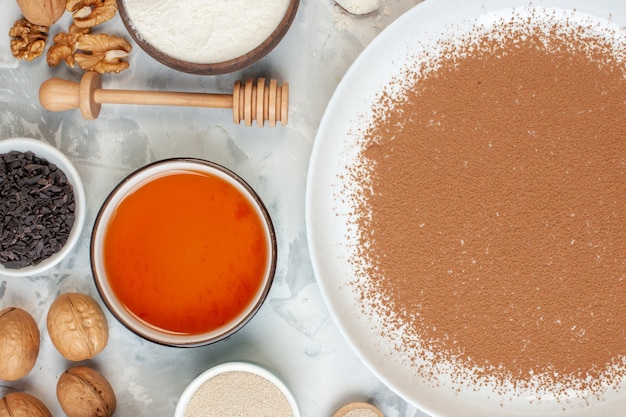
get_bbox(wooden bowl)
[117,0,300,75]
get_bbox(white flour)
[123,0,291,64]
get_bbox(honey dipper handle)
[96,89,233,109]
[40,72,233,120]
[39,78,81,113]
[39,72,106,119]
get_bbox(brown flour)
[343,10,626,398]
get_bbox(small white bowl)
[0,138,86,277]
[175,361,300,417]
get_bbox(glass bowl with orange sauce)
[90,158,277,347]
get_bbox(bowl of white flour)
[117,0,299,74]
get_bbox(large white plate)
[305,0,626,416]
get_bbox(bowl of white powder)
[117,0,299,74]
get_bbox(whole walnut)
[0,392,52,417]
[0,307,40,381]
[57,366,116,417]
[46,292,108,361]
[16,0,66,26]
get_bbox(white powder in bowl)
[184,370,294,417]
[122,0,291,64]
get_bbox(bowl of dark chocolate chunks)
[0,138,86,277]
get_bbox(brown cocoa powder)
[345,11,626,398]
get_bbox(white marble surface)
[0,1,429,416]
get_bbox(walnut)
[47,24,90,67]
[0,307,40,381]
[57,366,116,417]
[74,33,131,73]
[0,392,52,417]
[9,18,48,61]
[66,0,117,28]
[16,0,66,27]
[46,292,109,362]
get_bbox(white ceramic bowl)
[0,138,86,277]
[90,158,277,347]
[174,361,300,417]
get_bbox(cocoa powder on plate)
[345,11,626,397]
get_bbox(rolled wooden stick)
[39,72,289,127]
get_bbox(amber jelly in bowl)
[90,158,277,347]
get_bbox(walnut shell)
[57,366,116,417]
[46,292,108,361]
[16,0,65,26]
[0,392,52,417]
[0,307,40,381]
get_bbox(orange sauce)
[103,170,269,335]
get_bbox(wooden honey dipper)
[39,72,288,127]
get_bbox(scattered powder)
[335,0,381,15]
[184,370,293,417]
[342,8,626,403]
[332,0,392,31]
[123,0,291,63]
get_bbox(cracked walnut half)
[74,33,132,73]
[9,18,48,61]
[47,28,131,73]
[47,24,90,68]
[66,0,117,28]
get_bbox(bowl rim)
[116,0,301,75]
[0,137,86,277]
[174,361,301,417]
[90,157,277,347]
